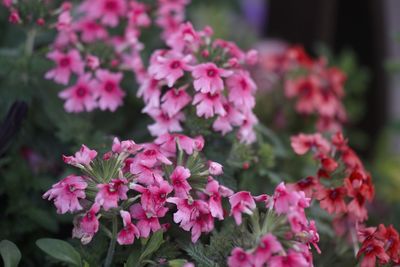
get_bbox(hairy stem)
[104,216,118,267]
[25,28,37,57]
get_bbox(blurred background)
[1,0,400,265]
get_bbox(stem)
[104,216,118,267]
[25,28,37,57]
[350,227,360,257]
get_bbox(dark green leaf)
[0,240,21,267]
[36,238,82,267]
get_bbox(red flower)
[315,186,347,214]
[376,224,400,262]
[357,239,390,267]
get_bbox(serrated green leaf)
[139,230,164,262]
[0,240,21,267]
[36,238,82,267]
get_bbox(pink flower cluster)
[290,132,375,238]
[43,134,233,244]
[44,0,190,113]
[138,22,259,143]
[227,183,320,267]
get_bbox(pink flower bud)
[86,55,100,70]
[9,10,21,24]
[208,161,223,175]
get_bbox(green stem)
[104,216,118,267]
[25,28,37,57]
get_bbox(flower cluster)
[138,22,259,143]
[357,224,400,267]
[290,132,375,235]
[255,44,347,132]
[227,183,320,267]
[43,134,233,244]
[43,0,190,113]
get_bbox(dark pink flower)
[59,74,97,113]
[205,179,224,220]
[95,179,128,210]
[112,138,142,155]
[155,133,203,157]
[192,63,233,94]
[45,50,84,85]
[130,203,163,238]
[213,103,245,135]
[254,234,282,267]
[273,182,300,214]
[269,250,309,267]
[227,70,257,110]
[75,19,108,43]
[117,210,140,245]
[43,175,87,214]
[161,87,192,117]
[82,0,127,27]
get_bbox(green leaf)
[0,240,21,267]
[139,230,164,262]
[168,259,188,267]
[36,238,82,267]
[125,249,141,267]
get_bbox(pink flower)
[193,92,226,118]
[83,0,127,27]
[43,175,87,214]
[135,144,172,167]
[291,133,331,155]
[112,138,142,155]
[227,247,253,267]
[237,111,258,144]
[171,166,191,198]
[149,52,192,87]
[130,204,163,238]
[213,103,245,135]
[155,133,203,157]
[130,162,163,185]
[93,69,125,112]
[8,10,21,24]
[192,63,233,94]
[205,179,224,220]
[273,182,300,214]
[63,144,97,167]
[72,203,100,244]
[59,74,97,113]
[208,161,223,176]
[166,22,199,51]
[117,210,140,245]
[161,87,192,117]
[45,50,84,85]
[269,250,309,267]
[75,19,108,43]
[127,1,151,27]
[95,179,128,210]
[227,70,257,110]
[133,181,172,216]
[147,108,184,136]
[229,191,256,225]
[254,234,283,267]
[86,55,100,70]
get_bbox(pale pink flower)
[130,203,163,238]
[273,182,300,214]
[117,210,140,245]
[170,166,191,198]
[155,133,203,157]
[208,161,223,176]
[59,74,97,113]
[95,179,128,210]
[192,63,233,94]
[93,69,125,112]
[290,133,331,155]
[45,50,84,85]
[254,234,283,267]
[75,19,108,43]
[227,70,257,110]
[83,0,127,27]
[227,247,253,267]
[112,138,142,155]
[149,52,192,87]
[63,144,97,167]
[229,191,256,225]
[193,92,226,119]
[269,250,309,267]
[237,111,258,144]
[72,203,100,244]
[161,87,191,117]
[213,103,245,135]
[147,108,184,136]
[43,175,87,214]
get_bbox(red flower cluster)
[290,132,375,232]
[357,224,400,267]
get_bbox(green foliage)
[0,240,22,267]
[36,238,82,267]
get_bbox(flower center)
[76,87,87,97]
[69,185,76,192]
[170,60,181,69]
[104,82,115,92]
[207,69,216,77]
[144,149,156,156]
[59,57,71,67]
[237,252,246,261]
[329,189,338,199]
[104,0,118,11]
